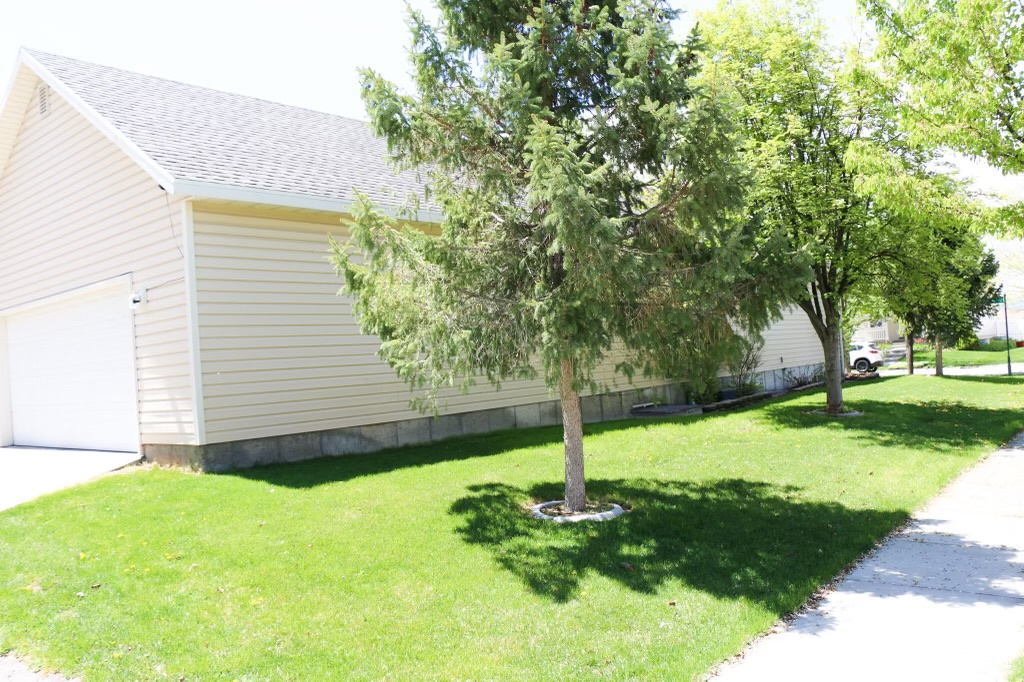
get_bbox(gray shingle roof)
[26,49,437,214]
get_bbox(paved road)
[713,431,1024,681]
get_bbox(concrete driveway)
[0,447,140,512]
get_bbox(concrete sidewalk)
[713,432,1024,682]
[878,363,1020,378]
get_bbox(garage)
[4,282,138,452]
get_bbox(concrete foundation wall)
[144,382,686,471]
[143,361,824,472]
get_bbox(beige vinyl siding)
[756,306,825,375]
[193,209,669,443]
[0,81,195,445]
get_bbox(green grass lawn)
[888,346,1024,369]
[2,376,1023,681]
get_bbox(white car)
[849,343,885,372]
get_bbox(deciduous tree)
[699,0,932,414]
[848,145,1002,375]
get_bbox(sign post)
[996,293,1011,376]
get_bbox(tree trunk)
[907,333,915,375]
[796,297,845,415]
[822,325,846,415]
[934,339,944,377]
[559,358,586,512]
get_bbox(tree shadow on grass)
[449,478,905,609]
[762,398,1024,454]
[225,417,666,489]
[224,425,564,488]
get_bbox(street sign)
[1002,295,1012,377]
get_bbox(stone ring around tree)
[531,501,625,523]
[809,409,865,418]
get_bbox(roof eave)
[172,179,444,224]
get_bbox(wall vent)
[37,85,50,117]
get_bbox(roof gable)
[0,49,439,220]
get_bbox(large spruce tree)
[333,0,802,511]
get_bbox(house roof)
[0,49,440,220]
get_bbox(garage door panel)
[6,286,138,452]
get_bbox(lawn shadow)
[762,398,1024,453]
[222,416,686,489]
[222,425,562,488]
[449,477,905,610]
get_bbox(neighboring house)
[0,50,825,470]
[976,236,1024,341]
[852,319,902,344]
[854,237,1024,345]
[977,313,1024,342]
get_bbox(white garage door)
[6,284,138,452]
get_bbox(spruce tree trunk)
[822,326,846,415]
[559,358,587,512]
[907,335,915,375]
[934,339,944,377]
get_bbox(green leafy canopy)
[862,0,1024,174]
[696,0,997,412]
[861,0,1024,235]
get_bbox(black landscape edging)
[630,380,828,419]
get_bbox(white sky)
[0,0,440,121]
[0,0,865,121]
[0,0,1019,280]
[4,0,1010,189]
